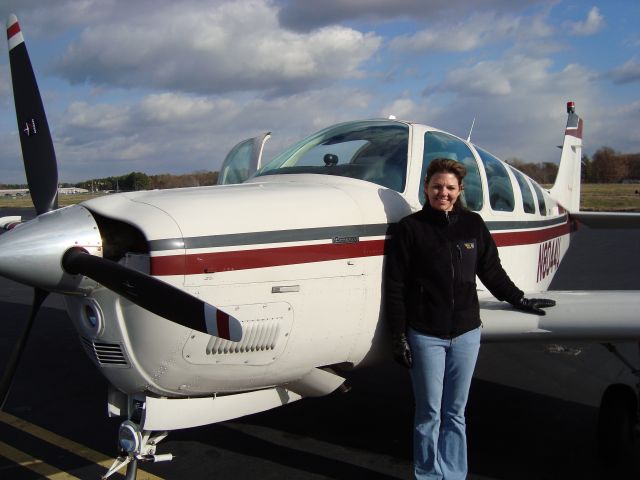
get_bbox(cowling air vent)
[206,316,281,355]
[183,302,293,366]
[81,337,129,368]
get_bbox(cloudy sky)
[0,0,638,184]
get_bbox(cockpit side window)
[532,182,548,216]
[420,131,483,211]
[256,121,408,192]
[509,167,536,214]
[476,147,515,212]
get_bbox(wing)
[479,291,640,341]
[572,212,640,229]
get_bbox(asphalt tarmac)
[0,208,639,479]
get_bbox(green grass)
[0,184,639,211]
[0,193,106,208]
[580,183,640,212]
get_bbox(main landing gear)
[597,343,640,463]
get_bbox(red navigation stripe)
[493,221,571,247]
[151,239,386,276]
[7,21,20,40]
[216,309,230,340]
[150,222,571,276]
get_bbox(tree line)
[72,170,220,192]
[1,147,638,191]
[508,147,640,184]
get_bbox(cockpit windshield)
[255,120,409,192]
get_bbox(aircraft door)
[217,132,271,185]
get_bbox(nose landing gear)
[102,420,172,480]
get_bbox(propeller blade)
[0,288,49,410]
[7,14,58,215]
[62,249,242,341]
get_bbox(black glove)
[392,333,413,368]
[513,297,556,316]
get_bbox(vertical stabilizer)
[550,102,583,213]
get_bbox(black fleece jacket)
[385,204,524,339]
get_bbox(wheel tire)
[597,384,637,463]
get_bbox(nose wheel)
[102,421,172,480]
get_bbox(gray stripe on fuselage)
[149,223,392,252]
[485,215,568,231]
[148,215,568,252]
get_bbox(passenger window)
[476,148,515,212]
[420,132,483,211]
[510,167,536,214]
[532,182,548,216]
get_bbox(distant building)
[0,187,89,196]
[58,187,89,194]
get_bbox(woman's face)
[425,172,462,212]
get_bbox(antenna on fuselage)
[466,117,476,142]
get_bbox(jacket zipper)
[447,211,455,337]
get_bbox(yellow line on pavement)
[0,411,163,479]
[0,441,81,479]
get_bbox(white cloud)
[380,97,420,121]
[608,58,640,85]
[276,0,543,31]
[415,54,599,164]
[50,0,381,96]
[42,86,377,181]
[567,6,605,36]
[427,55,562,98]
[1,0,638,187]
[390,10,553,53]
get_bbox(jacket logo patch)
[463,242,475,249]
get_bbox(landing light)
[81,299,103,336]
[118,420,142,454]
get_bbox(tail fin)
[549,102,583,213]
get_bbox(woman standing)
[385,158,554,479]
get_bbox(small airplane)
[2,14,640,479]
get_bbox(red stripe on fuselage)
[7,22,20,40]
[492,221,572,247]
[149,220,571,276]
[151,240,386,276]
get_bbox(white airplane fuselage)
[62,120,573,400]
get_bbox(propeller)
[62,248,242,341]
[7,14,58,215]
[0,289,48,409]
[1,15,243,410]
[1,15,58,410]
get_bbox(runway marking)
[0,441,81,479]
[0,411,163,479]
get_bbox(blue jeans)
[408,327,481,480]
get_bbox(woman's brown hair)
[424,158,466,186]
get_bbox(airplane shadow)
[170,360,640,480]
